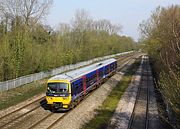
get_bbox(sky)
[46,0,180,41]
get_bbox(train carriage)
[46,58,117,111]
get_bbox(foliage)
[0,8,136,81]
[139,5,180,126]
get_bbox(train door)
[108,64,110,73]
[82,76,86,94]
[103,66,106,78]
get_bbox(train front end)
[46,80,71,111]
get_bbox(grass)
[0,79,47,110]
[81,59,141,129]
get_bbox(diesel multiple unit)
[46,58,117,111]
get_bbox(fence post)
[6,81,8,91]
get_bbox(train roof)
[48,58,116,82]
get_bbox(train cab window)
[47,82,68,93]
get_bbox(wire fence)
[0,51,133,92]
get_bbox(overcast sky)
[46,0,180,41]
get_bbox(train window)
[71,83,74,95]
[105,67,108,74]
[99,70,103,77]
[71,83,74,87]
[90,76,92,82]
[79,80,83,91]
[93,74,95,78]
[110,64,114,70]
[99,70,103,76]
[94,74,96,79]
[79,81,83,87]
[75,83,78,90]
[86,78,89,83]
[91,75,94,81]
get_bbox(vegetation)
[139,5,180,127]
[0,1,136,82]
[81,58,141,129]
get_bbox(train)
[45,58,117,111]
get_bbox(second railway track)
[43,54,140,129]
[0,53,141,129]
[128,56,149,129]
[26,54,137,129]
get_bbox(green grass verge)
[81,59,141,129]
[0,79,47,110]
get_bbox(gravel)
[107,55,160,129]
[51,59,137,129]
[0,93,44,118]
[0,54,141,129]
[107,57,143,129]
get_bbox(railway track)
[26,54,139,129]
[27,112,54,129]
[116,53,134,64]
[22,79,103,129]
[128,56,150,129]
[43,54,140,129]
[0,53,141,129]
[0,96,45,129]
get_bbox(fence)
[0,51,133,92]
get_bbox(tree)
[0,0,53,27]
[94,19,122,35]
[0,0,53,79]
[72,9,92,32]
[139,5,180,126]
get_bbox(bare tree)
[57,23,71,35]
[0,0,53,26]
[94,19,122,35]
[72,9,92,32]
[21,0,53,25]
